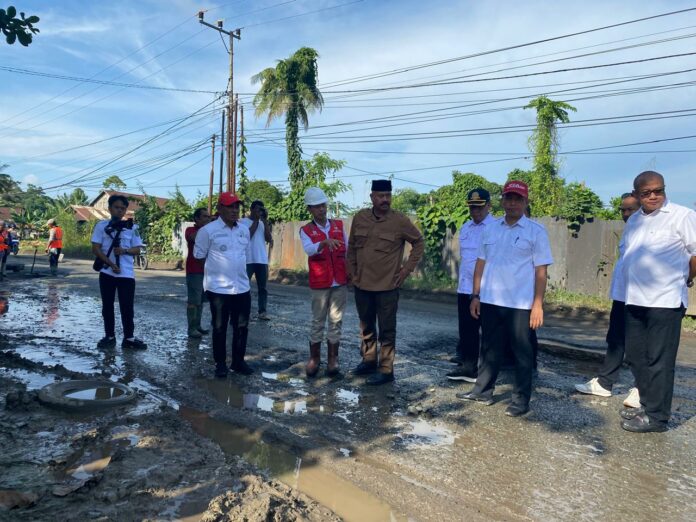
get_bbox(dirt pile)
[201,474,341,522]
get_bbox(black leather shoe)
[456,392,494,405]
[231,361,254,375]
[621,413,667,433]
[214,363,228,378]
[620,407,644,421]
[366,372,394,385]
[122,338,147,350]
[446,369,477,382]
[197,327,210,335]
[449,356,464,365]
[97,336,116,349]
[505,404,530,417]
[352,361,377,375]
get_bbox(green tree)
[103,175,127,191]
[134,188,192,258]
[597,195,623,221]
[252,47,324,186]
[0,164,22,205]
[558,182,603,235]
[272,152,348,222]
[244,180,283,209]
[391,188,428,215]
[1,6,39,46]
[523,96,576,215]
[417,171,502,279]
[237,131,249,204]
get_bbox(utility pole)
[208,135,216,215]
[198,11,240,193]
[231,94,239,192]
[218,109,225,193]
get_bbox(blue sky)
[1,0,696,208]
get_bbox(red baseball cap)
[502,180,529,199]
[218,192,241,206]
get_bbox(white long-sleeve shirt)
[299,220,349,287]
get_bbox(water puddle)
[0,368,58,389]
[12,344,99,374]
[64,386,126,401]
[179,406,404,522]
[395,419,457,450]
[53,425,139,496]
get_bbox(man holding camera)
[91,195,147,350]
[240,200,273,320]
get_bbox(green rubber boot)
[187,307,202,338]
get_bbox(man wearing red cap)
[460,180,553,417]
[194,192,253,378]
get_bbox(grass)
[401,275,457,292]
[544,288,612,312]
[683,316,696,333]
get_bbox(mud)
[1,256,696,521]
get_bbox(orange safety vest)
[49,226,63,249]
[0,230,8,252]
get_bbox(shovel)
[30,247,38,274]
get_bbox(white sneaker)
[574,377,612,397]
[623,387,641,408]
[258,312,270,321]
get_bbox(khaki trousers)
[354,287,399,374]
[310,285,347,344]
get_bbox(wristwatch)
[688,279,694,288]
[471,294,480,300]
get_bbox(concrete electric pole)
[198,11,241,193]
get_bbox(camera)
[105,218,134,234]
[259,208,268,219]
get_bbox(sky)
[1,0,696,208]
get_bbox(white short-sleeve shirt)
[477,215,554,310]
[621,200,696,308]
[193,218,250,295]
[457,213,495,294]
[90,220,144,279]
[239,217,269,265]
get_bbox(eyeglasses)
[638,187,665,199]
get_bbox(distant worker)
[185,208,211,338]
[460,180,553,417]
[194,192,253,378]
[45,218,63,276]
[240,200,273,321]
[619,171,696,433]
[347,179,424,385]
[300,187,349,378]
[0,220,9,280]
[447,188,495,383]
[91,195,147,350]
[575,192,641,406]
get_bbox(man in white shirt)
[619,171,696,433]
[460,180,553,417]
[91,195,147,350]
[575,193,641,406]
[447,188,496,383]
[194,192,253,378]
[240,200,273,321]
[299,187,349,377]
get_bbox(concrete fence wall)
[177,217,695,314]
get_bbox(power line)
[242,0,364,29]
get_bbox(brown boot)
[327,341,340,376]
[306,342,321,377]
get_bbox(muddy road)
[1,257,695,521]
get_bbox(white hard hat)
[304,187,329,206]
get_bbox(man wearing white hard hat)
[299,187,349,377]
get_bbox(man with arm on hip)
[459,180,553,417]
[347,179,424,386]
[619,171,696,433]
[194,192,253,378]
[240,200,273,321]
[447,188,496,383]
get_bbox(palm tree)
[523,96,577,215]
[252,47,324,187]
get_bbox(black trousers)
[625,304,683,426]
[354,287,399,374]
[597,300,627,389]
[49,248,62,268]
[99,272,135,339]
[473,303,534,407]
[456,293,481,373]
[208,291,251,366]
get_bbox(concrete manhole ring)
[38,380,137,412]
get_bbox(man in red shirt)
[185,208,211,338]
